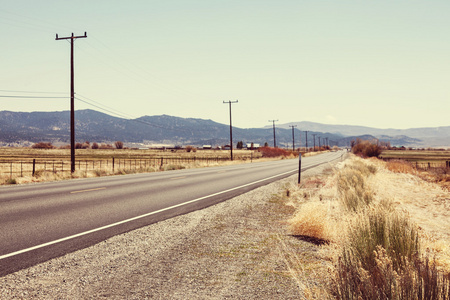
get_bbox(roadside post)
[298,153,302,184]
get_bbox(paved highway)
[0,151,344,276]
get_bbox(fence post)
[112,157,115,172]
[160,157,164,169]
[32,159,36,176]
[298,153,302,184]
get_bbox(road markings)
[0,168,297,261]
[170,176,186,180]
[70,187,106,194]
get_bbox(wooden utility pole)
[223,100,238,161]
[289,125,297,151]
[56,32,87,172]
[304,131,309,152]
[269,119,278,148]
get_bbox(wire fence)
[0,156,247,179]
[382,158,450,171]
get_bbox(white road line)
[70,187,106,194]
[0,168,297,260]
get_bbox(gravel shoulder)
[0,164,335,299]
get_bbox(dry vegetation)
[283,155,450,298]
[0,146,317,185]
[0,148,264,185]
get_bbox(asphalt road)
[0,151,344,276]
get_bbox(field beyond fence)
[0,148,262,182]
[380,150,450,171]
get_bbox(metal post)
[298,153,302,184]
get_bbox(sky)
[1,1,449,130]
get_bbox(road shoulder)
[0,164,334,299]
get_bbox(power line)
[0,95,67,99]
[0,89,66,94]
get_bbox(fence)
[0,156,237,179]
[382,158,450,171]
[411,161,450,171]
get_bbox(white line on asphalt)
[70,187,106,194]
[0,168,297,260]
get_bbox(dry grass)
[386,159,416,174]
[283,155,450,298]
[0,148,270,185]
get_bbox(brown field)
[0,147,263,185]
[380,149,450,164]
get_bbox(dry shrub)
[288,201,334,243]
[258,146,295,158]
[32,142,54,149]
[346,204,420,272]
[334,246,450,300]
[336,168,374,212]
[332,203,450,299]
[386,160,415,174]
[352,139,382,158]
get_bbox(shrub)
[6,178,17,184]
[99,144,114,149]
[288,202,333,243]
[352,139,382,158]
[336,168,374,212]
[185,145,196,152]
[115,141,124,149]
[258,146,295,158]
[91,142,99,149]
[32,142,53,149]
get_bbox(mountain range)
[0,110,449,148]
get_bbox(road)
[0,151,344,276]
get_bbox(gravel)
[0,165,333,299]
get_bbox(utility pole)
[318,136,321,150]
[56,32,87,173]
[304,131,309,152]
[312,134,316,151]
[269,119,278,148]
[223,100,238,160]
[289,125,297,151]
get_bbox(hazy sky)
[1,1,449,129]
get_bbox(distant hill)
[0,110,448,148]
[277,121,450,148]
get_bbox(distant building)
[202,145,212,149]
[245,143,260,149]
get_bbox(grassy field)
[0,147,263,184]
[380,149,450,163]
